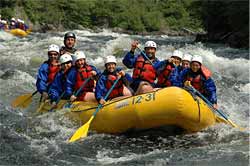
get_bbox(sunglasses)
[62,61,72,65]
[49,53,58,56]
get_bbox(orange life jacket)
[132,55,156,83]
[185,66,211,93]
[74,65,95,93]
[157,62,175,87]
[47,62,60,84]
[106,74,124,100]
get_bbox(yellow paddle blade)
[68,116,94,143]
[11,93,33,108]
[227,119,246,131]
[216,116,246,131]
[36,102,46,113]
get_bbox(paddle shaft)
[136,47,153,65]
[68,76,121,142]
[48,91,66,112]
[32,90,39,96]
[74,77,91,97]
[93,77,121,116]
[187,86,230,121]
[64,77,92,108]
[21,90,38,104]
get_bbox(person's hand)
[118,70,125,77]
[168,57,175,64]
[99,98,106,105]
[131,40,139,52]
[51,101,57,109]
[91,70,97,76]
[213,104,218,110]
[42,92,48,100]
[70,95,77,102]
[184,81,191,87]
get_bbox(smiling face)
[171,56,182,66]
[61,61,72,72]
[145,47,156,58]
[64,37,76,49]
[75,58,85,68]
[190,61,201,72]
[182,60,190,68]
[48,51,59,62]
[106,62,116,73]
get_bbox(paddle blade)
[68,116,94,143]
[216,116,246,131]
[36,102,46,113]
[11,93,33,108]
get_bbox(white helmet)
[1,20,7,24]
[144,41,157,49]
[191,55,203,64]
[72,51,86,64]
[59,53,72,64]
[48,44,60,53]
[11,17,15,21]
[182,53,192,62]
[172,50,183,59]
[105,55,117,65]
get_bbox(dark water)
[0,30,249,165]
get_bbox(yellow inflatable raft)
[9,28,30,37]
[38,87,223,134]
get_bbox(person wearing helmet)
[156,50,183,88]
[9,17,17,29]
[17,19,26,31]
[123,40,160,95]
[167,52,193,87]
[36,44,60,101]
[0,20,9,30]
[65,50,101,103]
[177,55,218,109]
[48,53,73,108]
[60,32,77,55]
[95,55,132,105]
[182,53,192,69]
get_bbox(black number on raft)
[145,92,156,101]
[135,96,143,104]
[132,96,142,104]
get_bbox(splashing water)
[0,29,249,165]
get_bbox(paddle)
[68,76,121,142]
[136,47,153,65]
[11,90,38,108]
[64,77,91,108]
[48,91,66,112]
[185,85,244,130]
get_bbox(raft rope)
[185,87,201,122]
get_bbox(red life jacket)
[74,65,95,100]
[186,74,204,93]
[106,74,124,100]
[157,63,175,87]
[18,23,25,31]
[132,55,156,83]
[185,66,211,93]
[47,62,60,84]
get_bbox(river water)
[0,29,249,166]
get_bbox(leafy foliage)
[0,0,204,32]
